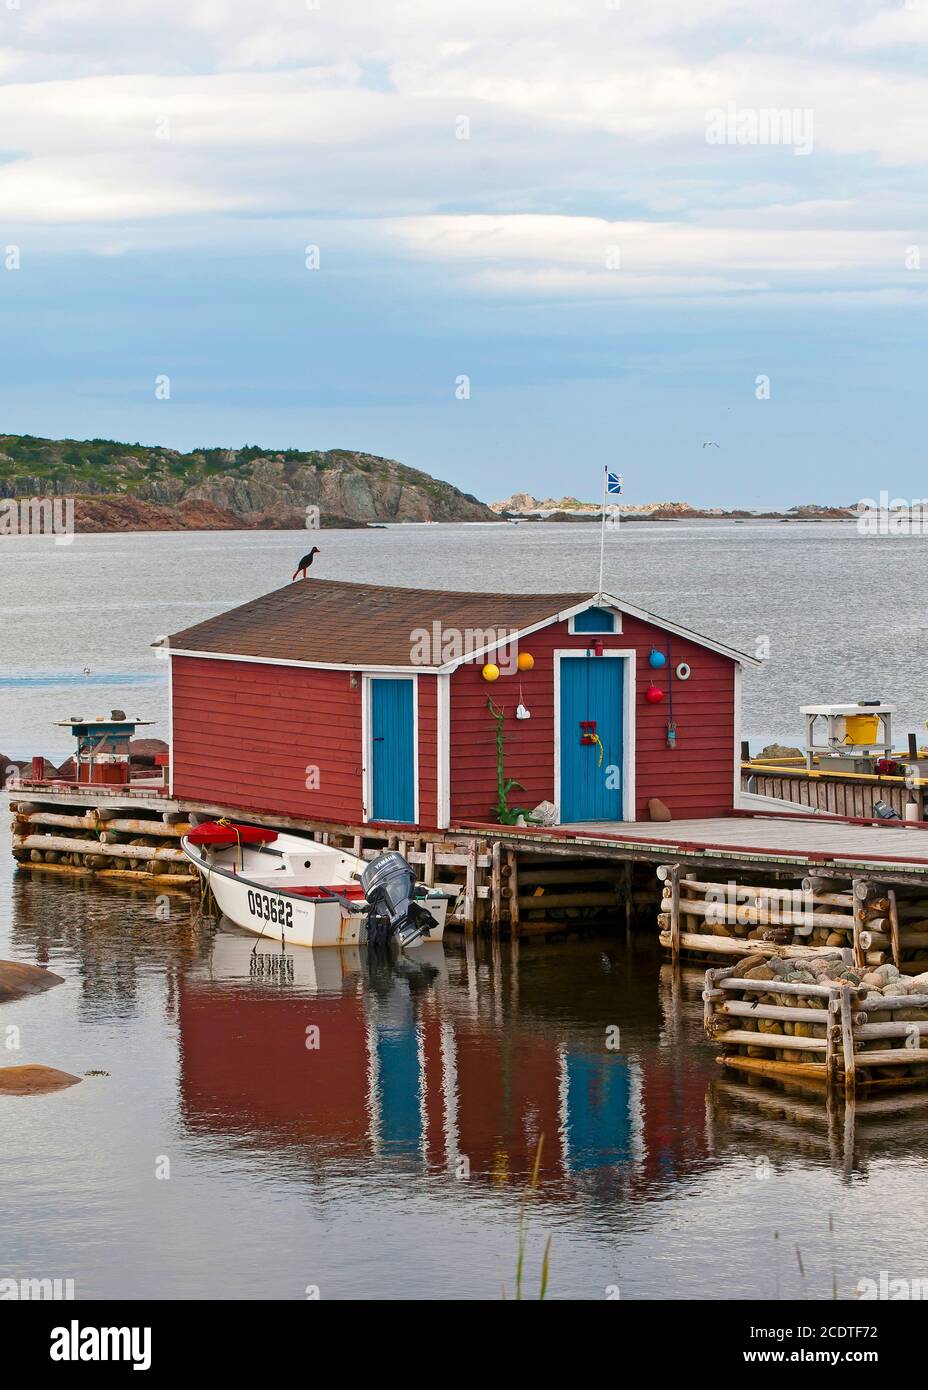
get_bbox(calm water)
[2,522,928,1300]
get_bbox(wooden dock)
[10,779,928,932]
[460,812,928,883]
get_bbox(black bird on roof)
[292,546,320,581]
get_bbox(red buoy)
[645,684,664,704]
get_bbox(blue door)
[559,656,623,821]
[370,678,415,822]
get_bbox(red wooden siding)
[448,615,735,822]
[172,656,366,822]
[172,657,440,828]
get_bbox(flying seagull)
[292,546,320,581]
[702,441,721,449]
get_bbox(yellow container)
[844,714,879,745]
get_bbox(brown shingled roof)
[162,579,593,670]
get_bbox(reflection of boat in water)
[197,923,448,992]
[182,824,454,949]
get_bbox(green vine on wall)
[487,697,536,825]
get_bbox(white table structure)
[800,703,895,769]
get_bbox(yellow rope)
[216,817,243,871]
[590,733,605,769]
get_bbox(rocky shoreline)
[495,494,857,523]
[68,496,372,533]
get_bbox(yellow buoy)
[482,663,500,682]
[517,652,534,672]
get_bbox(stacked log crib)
[657,865,928,975]
[10,800,197,889]
[703,950,928,1094]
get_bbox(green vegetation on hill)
[0,433,494,524]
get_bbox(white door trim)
[553,648,636,823]
[361,673,419,825]
[436,673,451,829]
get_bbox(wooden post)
[423,839,435,888]
[463,838,477,935]
[840,988,857,1101]
[852,877,869,969]
[740,740,751,761]
[669,862,681,963]
[507,849,520,938]
[908,732,918,761]
[490,839,502,932]
[887,888,901,970]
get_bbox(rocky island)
[492,493,857,522]
[0,434,495,531]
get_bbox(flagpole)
[597,463,608,596]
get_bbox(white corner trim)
[437,673,451,829]
[552,648,636,824]
[733,661,743,811]
[167,655,174,797]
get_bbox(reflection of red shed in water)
[633,1056,713,1190]
[161,580,757,829]
[179,984,372,1153]
[177,960,646,1186]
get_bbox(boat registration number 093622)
[247,889,294,929]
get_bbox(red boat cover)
[186,822,279,847]
[288,884,367,900]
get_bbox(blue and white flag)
[606,470,623,496]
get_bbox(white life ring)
[675,662,691,681]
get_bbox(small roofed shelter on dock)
[158,579,759,830]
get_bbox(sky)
[0,0,926,508]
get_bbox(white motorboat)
[181,822,455,949]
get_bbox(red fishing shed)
[158,579,758,829]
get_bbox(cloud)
[380,212,928,302]
[0,1,924,306]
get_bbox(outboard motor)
[361,851,438,948]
